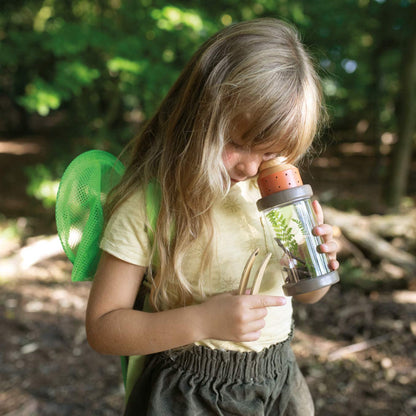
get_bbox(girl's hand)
[312,199,339,271]
[198,292,286,343]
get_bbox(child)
[86,18,339,415]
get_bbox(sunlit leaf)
[107,57,144,74]
[18,79,62,116]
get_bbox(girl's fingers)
[242,331,263,342]
[248,295,287,309]
[311,200,340,270]
[318,237,339,269]
[318,240,338,255]
[249,307,268,320]
[312,199,324,225]
[313,223,333,240]
[245,318,267,332]
[329,259,340,271]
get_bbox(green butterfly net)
[55,150,125,282]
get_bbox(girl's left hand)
[312,200,339,271]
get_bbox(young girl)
[86,18,339,415]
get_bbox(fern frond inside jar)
[257,160,339,297]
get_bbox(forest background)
[0,1,415,415]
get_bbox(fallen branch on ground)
[327,332,395,361]
[322,206,416,274]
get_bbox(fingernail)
[314,227,323,235]
[319,244,328,252]
[331,260,340,270]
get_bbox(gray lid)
[282,271,340,296]
[256,184,313,211]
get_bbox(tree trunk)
[385,7,416,211]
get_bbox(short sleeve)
[100,188,151,266]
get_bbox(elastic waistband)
[160,332,293,383]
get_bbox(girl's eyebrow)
[229,138,250,150]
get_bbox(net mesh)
[55,150,125,282]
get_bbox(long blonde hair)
[106,18,326,310]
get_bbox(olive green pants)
[124,335,314,416]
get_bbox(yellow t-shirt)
[100,179,293,353]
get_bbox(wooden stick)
[238,248,259,295]
[250,252,272,295]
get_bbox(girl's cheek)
[222,149,234,168]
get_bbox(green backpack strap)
[122,181,161,398]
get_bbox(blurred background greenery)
[1,0,415,213]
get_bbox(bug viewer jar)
[257,160,339,300]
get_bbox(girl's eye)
[230,140,247,151]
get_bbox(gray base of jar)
[282,271,340,296]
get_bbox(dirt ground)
[0,136,415,415]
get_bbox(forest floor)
[0,134,415,416]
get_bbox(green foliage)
[266,209,299,255]
[338,259,383,291]
[18,78,61,116]
[292,218,307,236]
[0,216,22,242]
[25,164,60,208]
[0,0,414,156]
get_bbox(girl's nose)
[236,154,263,178]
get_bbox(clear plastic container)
[257,161,339,297]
